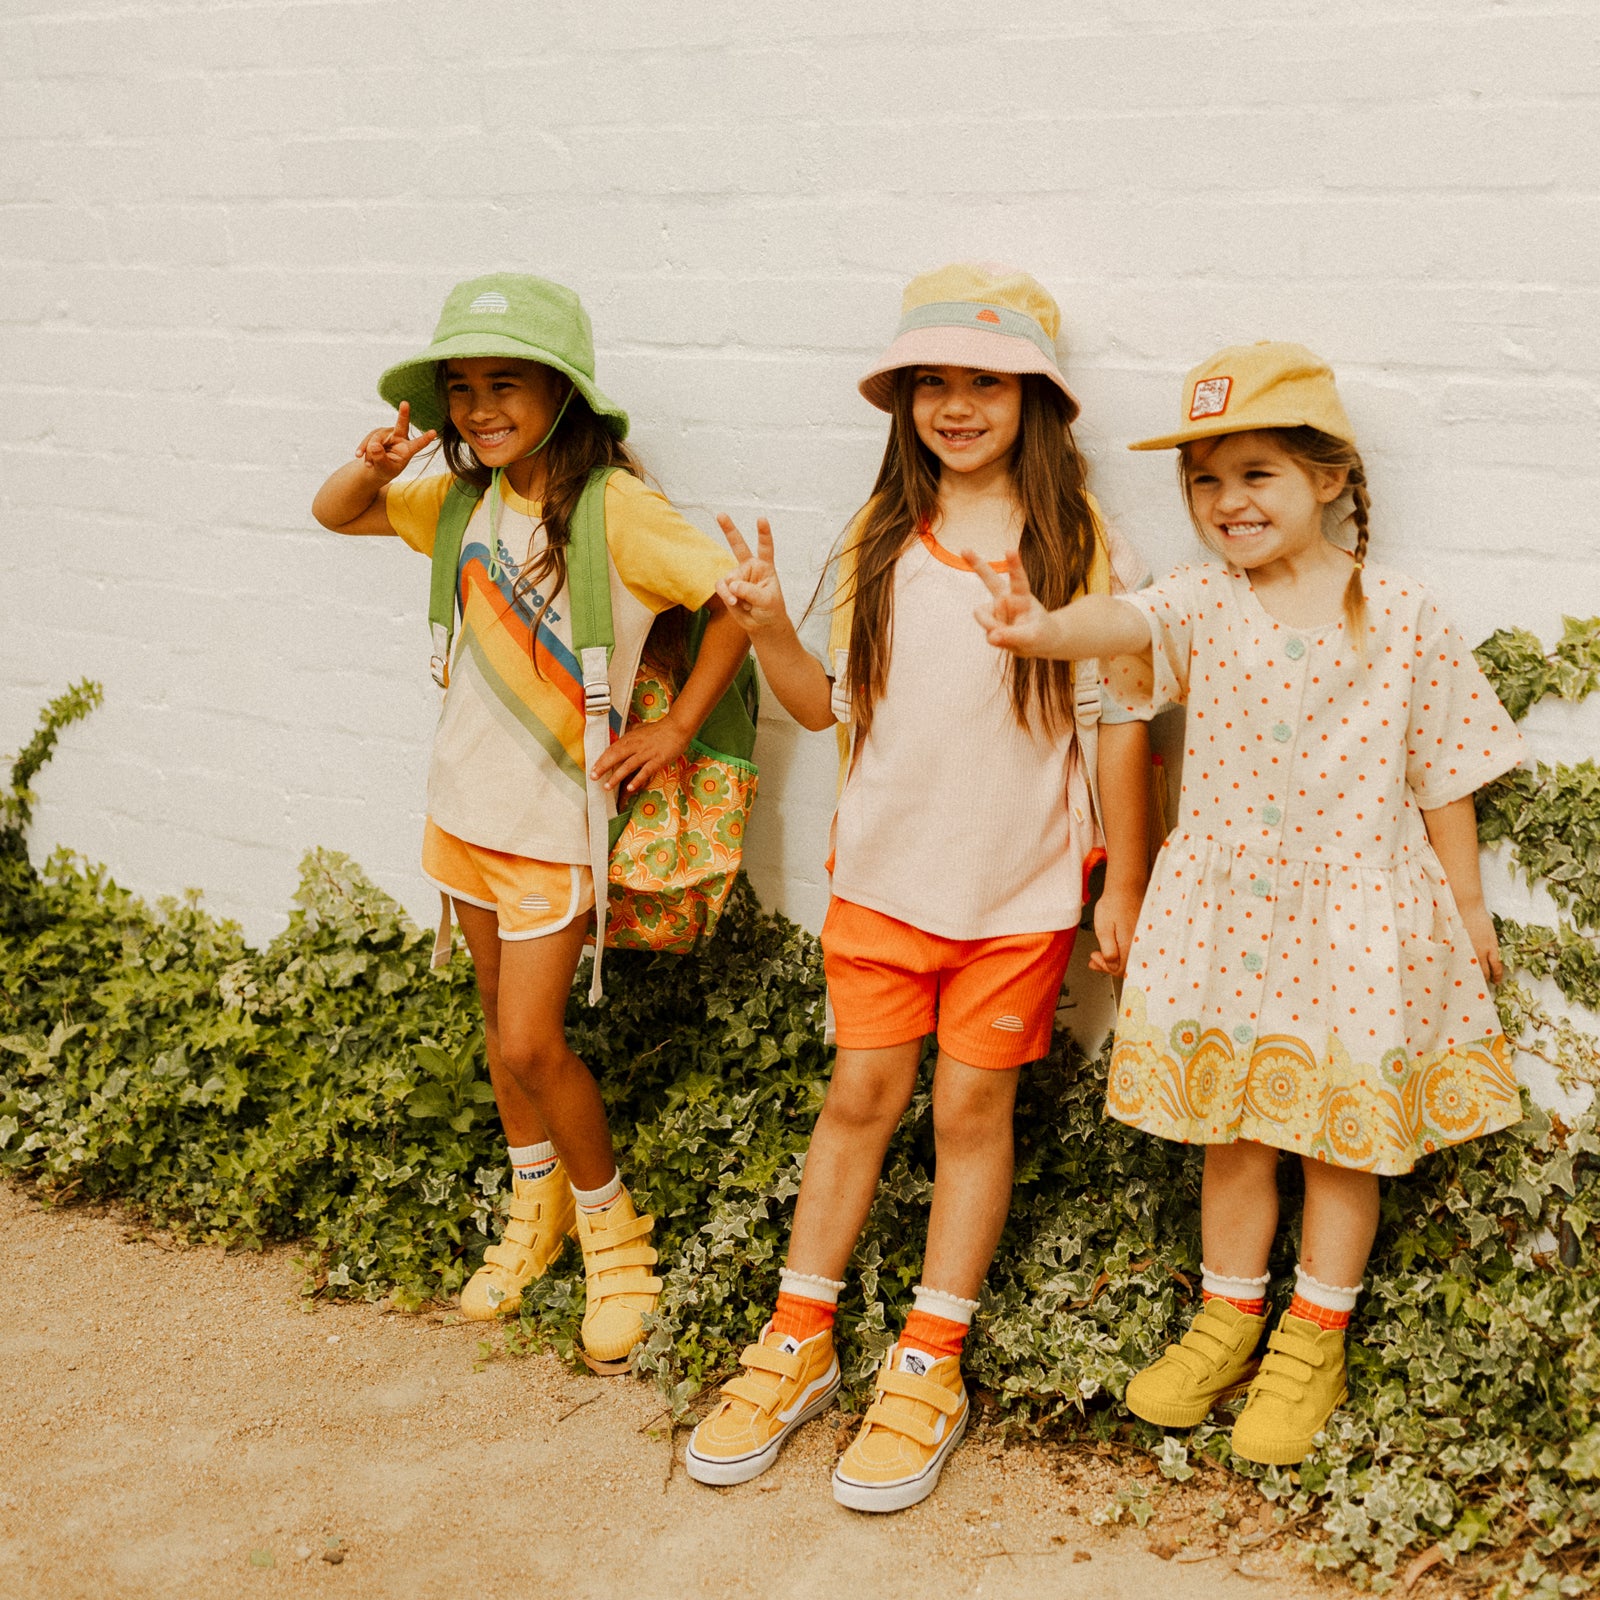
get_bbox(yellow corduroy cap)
[858,262,1079,418]
[1129,341,1354,451]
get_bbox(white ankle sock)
[508,1141,558,1183]
[779,1268,845,1305]
[571,1171,623,1213]
[1201,1265,1271,1301]
[1292,1266,1362,1312]
[910,1284,980,1326]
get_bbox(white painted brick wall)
[3,0,1599,1010]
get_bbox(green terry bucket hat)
[377,273,629,439]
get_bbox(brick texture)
[2,0,1597,1002]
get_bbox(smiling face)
[909,366,1023,480]
[442,357,569,477]
[1183,430,1348,572]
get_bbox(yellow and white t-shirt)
[387,471,732,863]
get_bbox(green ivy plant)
[2,622,1598,1599]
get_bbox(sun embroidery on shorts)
[990,1013,1025,1033]
[1190,376,1232,420]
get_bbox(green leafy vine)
[1,625,1599,1599]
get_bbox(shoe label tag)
[897,1348,932,1376]
[778,1335,801,1356]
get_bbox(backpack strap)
[428,480,486,688]
[566,466,621,1004]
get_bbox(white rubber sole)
[831,1401,969,1513]
[684,1366,842,1487]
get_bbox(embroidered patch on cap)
[1190,376,1232,419]
[975,308,1001,324]
[469,291,510,315]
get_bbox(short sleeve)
[604,473,734,615]
[1404,594,1524,809]
[1100,566,1197,722]
[1097,518,1156,725]
[384,473,453,556]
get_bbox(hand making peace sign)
[714,514,790,634]
[964,549,1063,658]
[354,402,438,483]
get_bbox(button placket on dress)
[1238,624,1316,1045]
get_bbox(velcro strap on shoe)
[739,1342,803,1381]
[1266,1328,1324,1368]
[506,1194,549,1222]
[481,1242,533,1274]
[877,1367,963,1414]
[587,1214,656,1252]
[722,1374,785,1413]
[587,1243,660,1274]
[587,1267,664,1296]
[861,1399,939,1449]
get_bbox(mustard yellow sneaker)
[1124,1298,1266,1427]
[1229,1312,1348,1465]
[459,1164,577,1321]
[574,1187,663,1374]
[684,1324,841,1486]
[832,1344,969,1513]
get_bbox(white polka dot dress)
[1100,561,1524,1175]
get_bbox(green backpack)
[428,467,759,1000]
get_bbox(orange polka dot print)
[1099,561,1525,1175]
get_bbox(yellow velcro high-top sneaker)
[1124,1298,1267,1427]
[574,1187,663,1374]
[685,1323,841,1486]
[1229,1311,1348,1465]
[832,1344,968,1513]
[459,1163,577,1321]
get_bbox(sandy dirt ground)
[0,1182,1390,1600]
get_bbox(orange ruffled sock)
[899,1284,982,1362]
[1287,1265,1361,1330]
[769,1268,845,1343]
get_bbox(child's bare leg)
[921,1053,1020,1301]
[1298,1157,1380,1286]
[785,1041,924,1279]
[1201,1140,1281,1279]
[492,919,617,1190]
[451,900,548,1149]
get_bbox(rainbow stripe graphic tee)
[386,471,731,864]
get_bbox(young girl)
[684,264,1153,1510]
[971,341,1524,1463]
[311,273,747,1373]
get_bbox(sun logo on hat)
[468,291,510,315]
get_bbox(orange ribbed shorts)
[821,897,1076,1070]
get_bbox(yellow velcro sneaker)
[574,1186,663,1374]
[459,1163,577,1321]
[684,1324,841,1486]
[832,1344,969,1513]
[1124,1297,1266,1428]
[1229,1312,1349,1465]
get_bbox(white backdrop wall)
[2,3,1598,1048]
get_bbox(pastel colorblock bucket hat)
[1129,340,1353,451]
[378,273,629,439]
[857,262,1079,419]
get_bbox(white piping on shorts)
[497,865,589,942]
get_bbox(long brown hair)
[433,364,687,677]
[1178,425,1370,643]
[836,369,1099,744]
